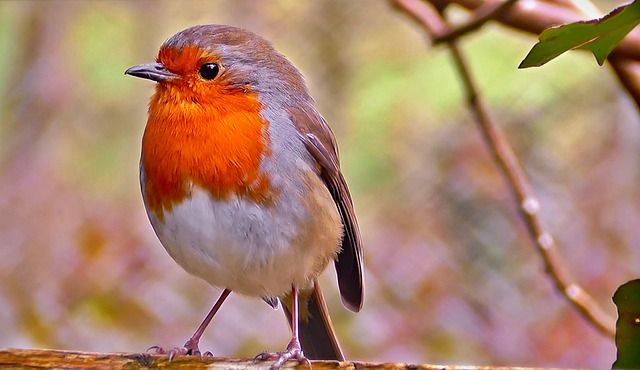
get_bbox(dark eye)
[199,63,220,80]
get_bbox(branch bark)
[0,348,593,369]
[432,0,519,44]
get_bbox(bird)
[124,24,363,369]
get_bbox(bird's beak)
[125,62,178,82]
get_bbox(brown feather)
[288,105,364,312]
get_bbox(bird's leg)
[255,286,310,370]
[182,288,232,355]
[151,288,231,359]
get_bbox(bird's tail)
[282,280,344,361]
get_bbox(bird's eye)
[199,63,220,80]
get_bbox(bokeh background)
[1,0,639,368]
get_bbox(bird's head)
[125,24,310,107]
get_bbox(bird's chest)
[141,118,272,215]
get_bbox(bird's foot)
[255,340,309,370]
[148,338,213,360]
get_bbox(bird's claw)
[147,342,207,361]
[254,342,309,370]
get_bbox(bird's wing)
[289,105,363,312]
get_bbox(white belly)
[146,181,341,299]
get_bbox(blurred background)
[1,0,639,368]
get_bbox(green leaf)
[519,0,640,68]
[613,279,640,369]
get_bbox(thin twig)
[609,57,640,109]
[391,0,616,338]
[432,0,519,44]
[391,0,448,35]
[447,42,615,337]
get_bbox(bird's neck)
[141,88,273,220]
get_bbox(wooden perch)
[0,348,591,370]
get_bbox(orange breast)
[141,85,273,221]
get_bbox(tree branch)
[391,0,447,35]
[391,0,616,338]
[432,0,519,44]
[0,348,595,369]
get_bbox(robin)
[125,24,363,369]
